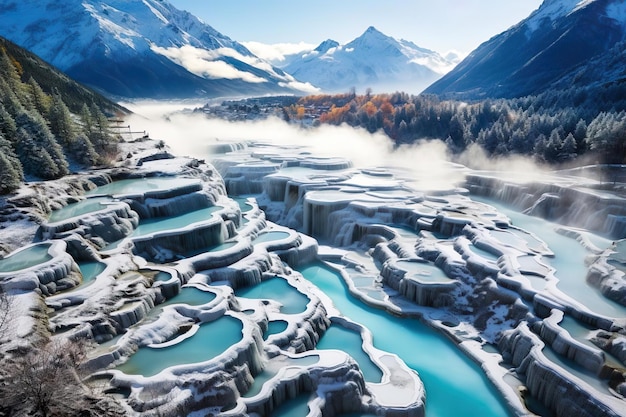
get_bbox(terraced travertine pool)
[298,262,511,417]
[0,243,52,273]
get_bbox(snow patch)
[242,41,316,64]
[142,0,169,24]
[525,0,597,32]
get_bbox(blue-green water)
[468,243,501,261]
[154,271,173,282]
[0,243,52,273]
[48,197,112,222]
[86,177,200,196]
[298,262,511,417]
[316,324,383,382]
[181,242,237,258]
[474,197,626,318]
[234,197,255,213]
[155,286,217,311]
[236,277,309,315]
[78,261,106,283]
[117,315,242,377]
[133,206,223,236]
[252,231,291,244]
[265,320,288,340]
[104,206,223,250]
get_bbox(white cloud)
[278,80,320,94]
[444,49,465,62]
[242,41,316,63]
[151,45,267,83]
[410,57,457,74]
[277,73,320,94]
[118,99,206,119]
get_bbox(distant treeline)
[283,82,626,165]
[0,40,124,194]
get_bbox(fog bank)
[124,101,548,187]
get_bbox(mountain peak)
[284,27,454,94]
[525,0,598,31]
[315,39,339,53]
[0,0,309,98]
[359,26,388,40]
[347,26,395,50]
[424,0,626,99]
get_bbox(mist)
[124,101,548,188]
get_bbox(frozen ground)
[0,136,625,416]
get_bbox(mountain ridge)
[0,0,310,99]
[278,26,458,94]
[0,36,126,115]
[424,0,626,99]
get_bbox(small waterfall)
[132,219,228,263]
[499,323,623,417]
[39,203,139,247]
[303,198,351,240]
[465,174,626,239]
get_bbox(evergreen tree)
[573,118,588,152]
[544,129,563,162]
[16,128,60,179]
[509,128,529,154]
[561,132,577,160]
[15,111,68,179]
[69,133,98,166]
[48,92,76,147]
[0,133,23,178]
[1,88,26,118]
[0,103,17,143]
[397,120,408,140]
[80,103,93,134]
[0,133,24,181]
[0,47,22,93]
[0,149,22,194]
[82,103,117,161]
[90,103,110,133]
[533,134,548,162]
[447,114,466,151]
[26,76,50,116]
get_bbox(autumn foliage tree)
[284,84,626,164]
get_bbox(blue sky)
[168,0,543,56]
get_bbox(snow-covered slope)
[424,0,626,99]
[0,0,314,99]
[281,27,458,94]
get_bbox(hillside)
[0,37,127,116]
[424,0,626,100]
[0,36,128,193]
[0,0,309,99]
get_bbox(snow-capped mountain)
[424,0,626,99]
[280,27,458,94]
[0,0,314,99]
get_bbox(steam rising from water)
[124,100,547,187]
